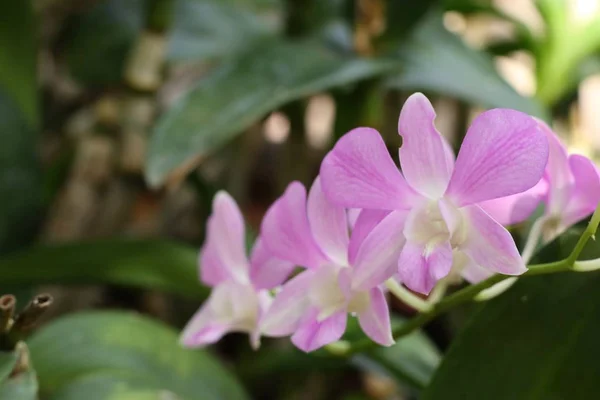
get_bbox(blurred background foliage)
[1,0,600,398]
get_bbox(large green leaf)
[0,240,207,299]
[423,229,600,399]
[48,373,190,400]
[167,0,281,61]
[387,11,547,119]
[0,0,37,125]
[347,317,441,390]
[146,40,396,186]
[0,370,38,400]
[355,327,441,390]
[0,91,42,254]
[64,0,144,85]
[28,311,249,399]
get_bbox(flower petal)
[291,308,347,352]
[461,205,527,275]
[461,259,494,283]
[180,303,227,347]
[348,209,390,265]
[320,127,420,210]
[540,122,575,214]
[398,241,453,295]
[477,178,548,225]
[445,109,548,206]
[261,182,330,269]
[199,192,250,286]
[260,270,314,336]
[358,287,394,346]
[563,155,600,226]
[398,93,455,198]
[180,281,258,347]
[249,238,296,290]
[352,210,408,290]
[307,176,350,266]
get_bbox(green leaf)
[28,311,249,399]
[351,318,441,390]
[423,224,600,399]
[0,0,37,125]
[167,0,281,61]
[0,351,18,382]
[0,370,37,400]
[387,11,547,119]
[47,373,187,400]
[0,240,207,299]
[65,0,144,85]
[0,90,42,254]
[146,40,396,186]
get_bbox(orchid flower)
[180,191,294,349]
[320,93,549,295]
[259,178,406,352]
[481,121,600,261]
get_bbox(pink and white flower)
[180,191,294,349]
[320,93,549,294]
[259,178,406,352]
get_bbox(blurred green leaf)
[48,373,189,400]
[146,40,396,186]
[0,351,18,382]
[65,0,144,85]
[387,11,547,119]
[380,0,438,44]
[423,225,600,399]
[0,0,37,125]
[28,311,249,399]
[348,317,441,390]
[0,91,42,254]
[167,0,282,61]
[0,240,207,299]
[0,370,37,400]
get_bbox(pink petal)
[307,176,350,266]
[352,210,408,290]
[348,209,390,265]
[445,109,548,206]
[199,191,250,286]
[398,241,453,295]
[291,308,347,352]
[461,205,527,276]
[347,208,361,228]
[180,303,228,347]
[563,155,600,226]
[477,178,549,225]
[461,261,494,284]
[249,238,296,290]
[358,287,394,346]
[260,270,314,336]
[320,127,420,210]
[540,122,575,214]
[261,182,330,269]
[180,281,258,347]
[398,93,455,198]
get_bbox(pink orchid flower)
[180,192,294,349]
[259,177,406,352]
[481,121,600,242]
[320,93,549,295]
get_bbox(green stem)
[343,203,600,356]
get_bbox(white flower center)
[308,266,370,321]
[405,199,467,251]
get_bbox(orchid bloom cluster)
[181,93,600,353]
